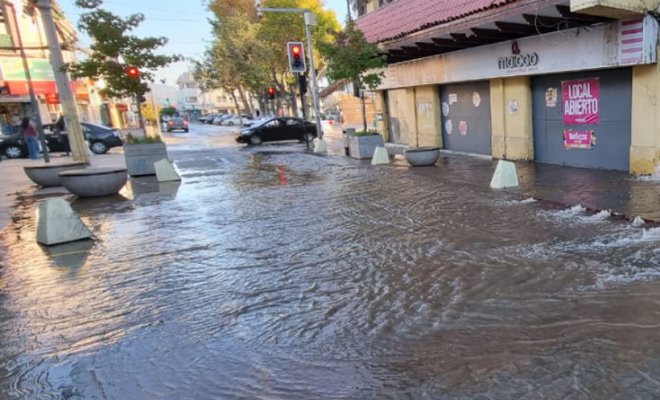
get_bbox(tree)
[159,107,177,117]
[321,20,386,132]
[204,0,340,117]
[65,0,180,127]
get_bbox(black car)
[0,122,123,158]
[235,117,317,145]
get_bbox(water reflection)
[40,239,94,271]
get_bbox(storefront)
[440,81,492,155]
[532,68,632,171]
[373,15,659,173]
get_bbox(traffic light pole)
[259,7,325,151]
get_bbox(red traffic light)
[287,42,306,73]
[267,86,276,99]
[126,66,140,78]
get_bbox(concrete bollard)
[154,159,181,182]
[314,138,327,154]
[37,198,92,246]
[490,159,519,189]
[371,146,390,165]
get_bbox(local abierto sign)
[562,78,599,125]
[564,129,595,150]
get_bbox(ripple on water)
[2,151,660,398]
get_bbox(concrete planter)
[123,142,168,176]
[404,147,440,167]
[348,134,385,159]
[24,162,87,187]
[59,167,128,197]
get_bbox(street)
[1,122,660,399]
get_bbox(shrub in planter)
[348,131,385,159]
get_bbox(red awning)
[6,80,57,95]
[356,0,517,43]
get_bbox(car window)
[286,119,301,126]
[265,119,283,128]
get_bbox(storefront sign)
[0,58,54,81]
[562,78,599,125]
[564,129,595,149]
[498,42,539,71]
[44,93,60,104]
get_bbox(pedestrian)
[21,117,40,160]
[55,114,70,156]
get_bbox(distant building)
[175,71,256,118]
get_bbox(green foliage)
[124,133,163,144]
[159,107,177,117]
[65,0,181,99]
[352,130,379,136]
[201,0,340,104]
[321,20,386,90]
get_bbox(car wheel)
[90,141,108,154]
[4,145,23,159]
[303,133,316,143]
[227,122,234,126]
[184,129,189,132]
[249,135,262,145]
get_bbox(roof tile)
[356,0,516,43]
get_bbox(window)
[185,96,198,103]
[379,0,395,6]
[286,118,301,126]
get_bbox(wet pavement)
[1,123,660,398]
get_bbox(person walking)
[21,117,40,160]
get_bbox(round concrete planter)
[59,167,128,197]
[24,162,87,187]
[404,147,440,167]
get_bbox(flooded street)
[2,124,660,399]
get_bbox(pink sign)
[564,129,595,149]
[562,78,600,125]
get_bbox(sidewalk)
[1,142,659,232]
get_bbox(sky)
[58,0,349,85]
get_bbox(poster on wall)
[564,129,596,149]
[562,78,600,125]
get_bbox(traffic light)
[267,86,276,100]
[126,66,140,78]
[298,74,307,95]
[287,42,306,73]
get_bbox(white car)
[212,115,229,125]
[222,115,253,126]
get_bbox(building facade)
[0,1,105,132]
[175,71,246,119]
[357,0,660,174]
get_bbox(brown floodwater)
[1,140,660,399]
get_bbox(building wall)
[490,77,533,160]
[630,63,660,174]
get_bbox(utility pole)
[6,1,49,162]
[35,0,89,164]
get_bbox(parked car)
[212,114,231,125]
[0,122,122,158]
[166,117,189,132]
[235,117,317,145]
[223,115,253,126]
[199,114,214,124]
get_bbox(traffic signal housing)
[267,86,276,100]
[126,66,140,78]
[287,42,306,73]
